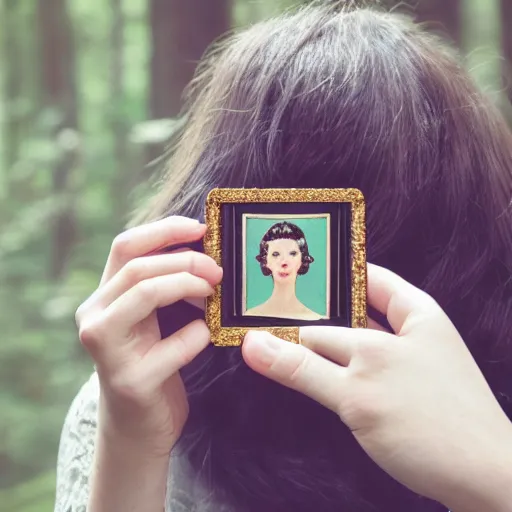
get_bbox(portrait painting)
[203,188,367,346]
[242,214,330,321]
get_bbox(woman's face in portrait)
[266,238,302,282]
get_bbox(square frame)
[204,188,367,346]
[225,202,345,326]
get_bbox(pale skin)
[245,238,322,320]
[75,216,512,512]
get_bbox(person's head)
[145,2,512,511]
[256,222,314,282]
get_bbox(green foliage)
[0,471,56,512]
[0,0,507,511]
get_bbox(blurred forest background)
[0,0,511,510]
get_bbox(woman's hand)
[75,216,222,456]
[242,264,512,512]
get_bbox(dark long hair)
[256,221,314,276]
[139,2,512,511]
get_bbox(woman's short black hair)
[255,221,314,276]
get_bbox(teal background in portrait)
[244,216,329,317]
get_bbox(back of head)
[143,2,512,510]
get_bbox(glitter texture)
[204,188,367,346]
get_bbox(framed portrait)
[204,188,367,346]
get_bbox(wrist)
[88,425,171,512]
[98,393,178,458]
[443,423,512,512]
[98,422,172,464]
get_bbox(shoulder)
[298,305,323,321]
[245,304,267,316]
[55,372,99,512]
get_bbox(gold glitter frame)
[204,188,367,346]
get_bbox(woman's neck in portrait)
[268,279,301,308]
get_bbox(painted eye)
[290,251,298,257]
[272,251,280,258]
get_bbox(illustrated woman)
[56,3,512,512]
[245,221,322,320]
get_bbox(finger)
[160,250,207,312]
[242,330,346,413]
[299,326,392,366]
[367,263,438,335]
[92,252,222,309]
[299,326,354,366]
[140,319,211,387]
[104,273,214,336]
[101,217,205,284]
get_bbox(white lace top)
[54,373,198,512]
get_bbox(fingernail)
[246,331,281,365]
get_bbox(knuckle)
[189,251,213,273]
[187,251,201,276]
[78,317,105,349]
[288,350,310,384]
[134,279,156,302]
[123,259,146,285]
[75,303,87,327]
[75,294,97,327]
[196,274,213,293]
[111,232,133,260]
[413,288,441,316]
[172,331,196,368]
[174,272,198,293]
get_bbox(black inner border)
[221,202,352,328]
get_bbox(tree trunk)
[147,0,231,162]
[415,0,461,47]
[502,0,512,103]
[38,0,79,279]
[109,0,131,226]
[2,0,23,173]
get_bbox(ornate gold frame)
[204,188,367,346]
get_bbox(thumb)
[242,330,346,413]
[367,263,438,335]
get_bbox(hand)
[242,264,512,512]
[75,216,222,457]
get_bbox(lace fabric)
[54,373,196,512]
